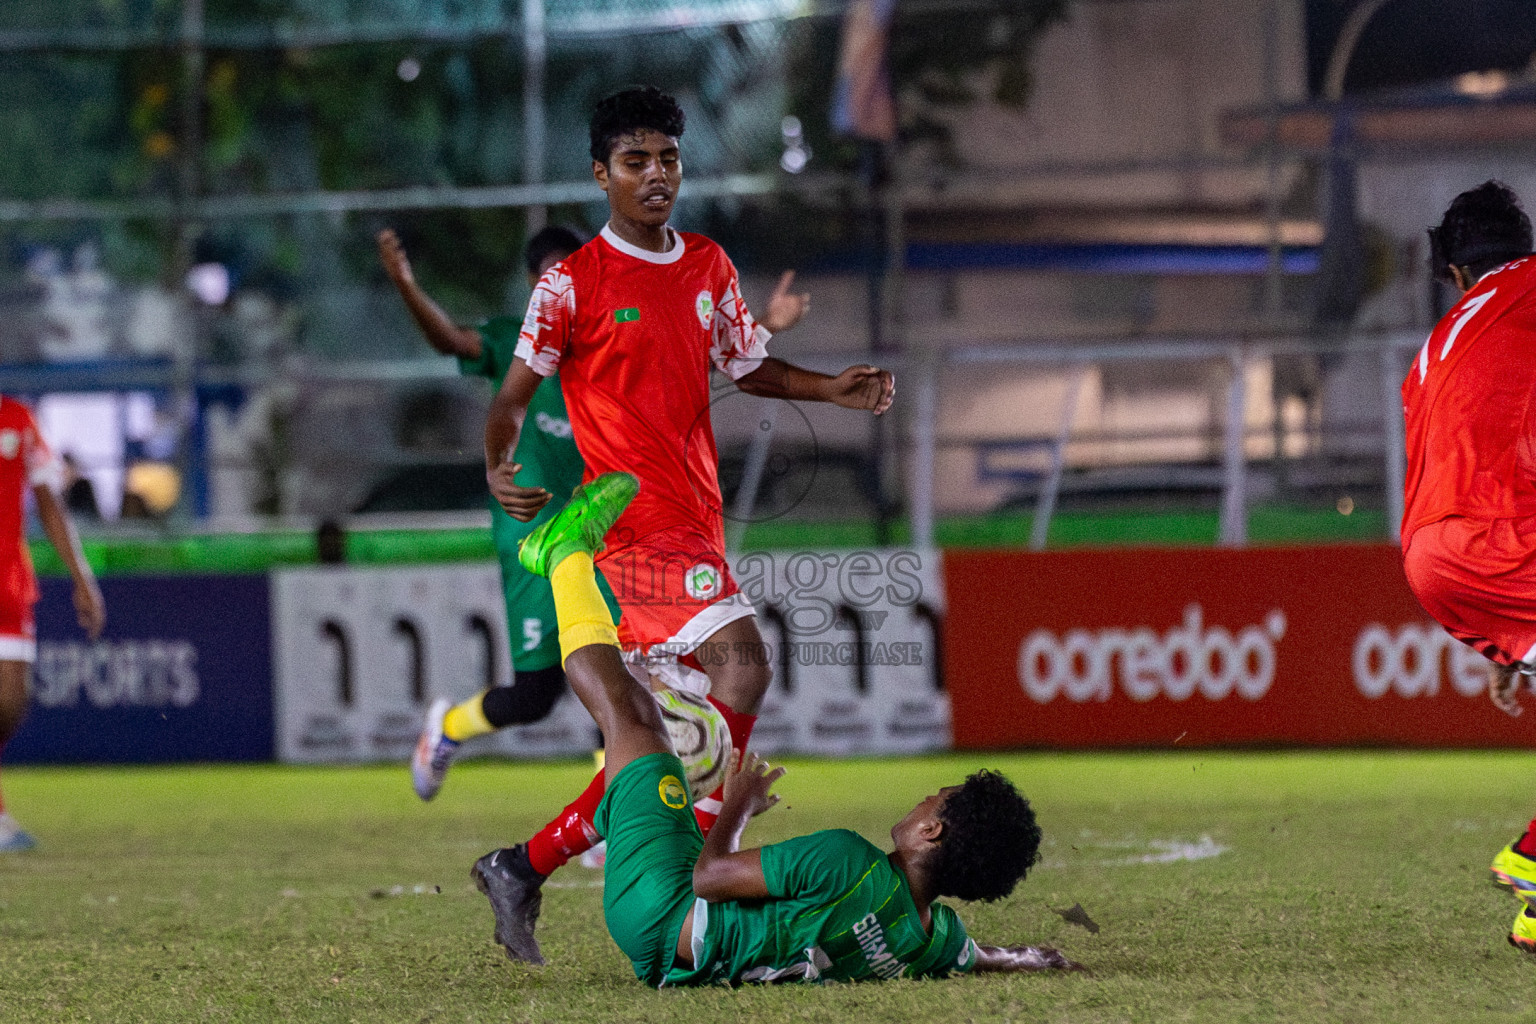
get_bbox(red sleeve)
[514,263,575,377]
[709,255,769,380]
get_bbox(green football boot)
[1490,836,1536,904]
[1511,905,1536,954]
[517,472,639,578]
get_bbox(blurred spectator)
[60,453,99,520]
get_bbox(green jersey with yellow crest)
[667,828,978,986]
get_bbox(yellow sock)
[551,551,619,665]
[442,691,496,743]
[592,748,606,772]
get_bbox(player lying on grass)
[1400,181,1536,953]
[471,472,1083,984]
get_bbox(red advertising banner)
[943,545,1533,748]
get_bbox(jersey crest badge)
[0,430,18,460]
[695,291,715,330]
[658,774,688,809]
[614,307,640,324]
[685,562,723,601]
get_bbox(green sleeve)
[908,903,978,978]
[458,315,522,382]
[760,829,878,904]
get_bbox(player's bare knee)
[0,691,26,743]
[697,616,771,714]
[591,680,670,756]
[705,643,771,717]
[0,663,27,742]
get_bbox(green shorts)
[498,559,563,672]
[593,751,703,986]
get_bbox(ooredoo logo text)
[1351,621,1490,698]
[1017,604,1287,704]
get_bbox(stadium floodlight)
[186,263,230,306]
[780,114,811,174]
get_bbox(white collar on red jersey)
[600,223,685,265]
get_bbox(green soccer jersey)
[458,316,586,561]
[666,829,979,986]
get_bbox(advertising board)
[9,574,273,763]
[271,551,948,763]
[735,548,949,755]
[943,545,1524,748]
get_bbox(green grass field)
[2,751,1536,1023]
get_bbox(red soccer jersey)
[1402,256,1536,546]
[0,397,60,610]
[514,225,768,609]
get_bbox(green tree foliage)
[0,3,790,307]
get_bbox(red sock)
[694,696,757,836]
[526,770,606,877]
[1518,820,1536,857]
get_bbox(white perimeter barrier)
[735,548,948,756]
[271,549,948,763]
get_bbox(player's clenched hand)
[487,461,551,522]
[1490,662,1526,717]
[376,228,414,287]
[74,579,104,640]
[823,365,895,416]
[721,750,784,818]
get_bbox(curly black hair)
[1428,180,1533,283]
[524,225,583,277]
[589,86,686,164]
[932,770,1042,902]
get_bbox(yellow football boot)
[1490,836,1536,905]
[1509,905,1536,954]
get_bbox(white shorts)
[624,591,757,697]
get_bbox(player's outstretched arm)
[33,484,103,639]
[376,228,483,360]
[973,944,1085,973]
[735,357,895,416]
[692,750,784,902]
[485,358,553,522]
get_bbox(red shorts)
[598,533,754,662]
[0,562,38,663]
[1404,515,1536,666]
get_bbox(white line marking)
[1038,835,1231,870]
[1095,836,1228,866]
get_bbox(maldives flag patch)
[614,307,640,323]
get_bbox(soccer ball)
[654,688,732,799]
